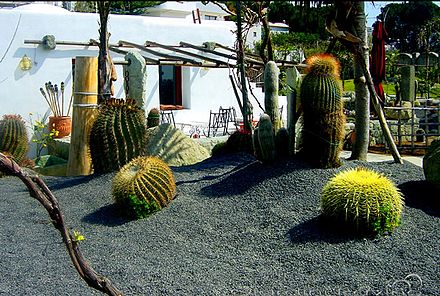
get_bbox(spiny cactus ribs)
[300,53,345,168]
[253,114,276,163]
[89,98,146,173]
[112,156,176,219]
[264,61,282,132]
[321,167,404,235]
[305,53,341,78]
[0,114,29,165]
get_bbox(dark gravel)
[0,153,439,296]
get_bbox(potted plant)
[40,81,72,138]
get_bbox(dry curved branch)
[0,153,124,296]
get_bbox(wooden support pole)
[67,57,99,176]
[356,50,403,164]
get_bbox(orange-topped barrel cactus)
[300,53,345,168]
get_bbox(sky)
[365,1,440,27]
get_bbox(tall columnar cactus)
[112,156,176,219]
[89,98,147,173]
[0,114,29,164]
[147,107,160,128]
[253,114,276,163]
[300,53,345,168]
[264,61,282,133]
[321,167,404,236]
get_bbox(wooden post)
[66,57,99,176]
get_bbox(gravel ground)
[0,153,439,296]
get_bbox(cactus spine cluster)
[253,114,276,163]
[0,115,29,164]
[112,156,176,219]
[264,61,282,133]
[300,53,345,168]
[321,167,404,236]
[147,107,160,128]
[89,98,146,173]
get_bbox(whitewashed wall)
[0,4,243,128]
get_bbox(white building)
[0,2,288,151]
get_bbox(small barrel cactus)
[253,114,275,163]
[321,167,404,236]
[264,61,282,133]
[147,107,160,128]
[226,130,253,154]
[89,98,147,173]
[0,114,29,164]
[112,156,176,219]
[300,53,345,168]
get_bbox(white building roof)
[11,3,70,14]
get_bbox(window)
[205,15,217,20]
[159,65,182,106]
[253,32,257,37]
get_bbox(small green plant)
[72,230,86,242]
[126,194,161,219]
[321,167,404,236]
[28,113,59,158]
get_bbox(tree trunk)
[260,16,274,63]
[97,2,111,104]
[236,1,251,132]
[350,1,369,161]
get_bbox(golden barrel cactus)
[321,167,404,236]
[112,156,176,219]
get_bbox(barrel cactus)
[89,98,147,173]
[264,61,282,133]
[253,114,275,163]
[0,114,29,164]
[226,130,253,154]
[321,167,404,236]
[112,156,176,219]
[300,53,345,168]
[147,107,160,128]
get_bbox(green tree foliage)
[379,1,440,52]
[74,1,164,14]
[268,1,333,39]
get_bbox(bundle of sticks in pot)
[39,81,73,138]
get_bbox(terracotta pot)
[49,116,72,138]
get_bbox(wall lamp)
[19,54,32,71]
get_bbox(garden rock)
[423,139,440,188]
[34,155,67,176]
[385,101,412,120]
[145,124,210,167]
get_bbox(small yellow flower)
[73,230,85,242]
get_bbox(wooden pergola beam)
[119,40,202,65]
[23,38,302,69]
[145,40,235,68]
